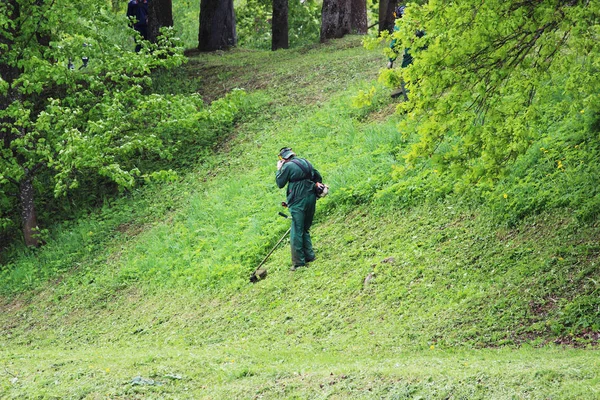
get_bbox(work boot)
[290,264,305,271]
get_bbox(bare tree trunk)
[378,0,397,34]
[272,0,289,50]
[148,0,173,43]
[198,0,237,51]
[19,176,41,247]
[350,0,367,34]
[320,0,351,42]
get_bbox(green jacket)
[276,157,323,206]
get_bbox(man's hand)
[277,159,285,170]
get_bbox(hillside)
[2,36,600,399]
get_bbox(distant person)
[127,0,149,52]
[387,5,406,70]
[276,147,324,271]
[387,4,425,100]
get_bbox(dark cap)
[278,147,295,159]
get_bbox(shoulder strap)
[289,158,313,182]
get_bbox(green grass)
[2,36,600,398]
[3,345,600,399]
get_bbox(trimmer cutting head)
[249,267,268,283]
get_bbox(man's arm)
[276,163,290,188]
[312,167,323,184]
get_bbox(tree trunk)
[350,0,367,34]
[198,0,237,51]
[320,0,351,43]
[19,176,41,247]
[272,0,289,50]
[378,0,397,34]
[148,0,173,43]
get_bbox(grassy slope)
[2,36,600,399]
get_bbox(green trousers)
[289,193,316,266]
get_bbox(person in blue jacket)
[387,5,406,69]
[387,4,425,100]
[276,147,323,271]
[127,0,149,52]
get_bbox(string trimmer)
[249,211,292,283]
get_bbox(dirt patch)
[0,295,26,313]
[363,103,399,123]
[183,48,202,57]
[116,222,147,237]
[554,330,600,347]
[529,296,559,318]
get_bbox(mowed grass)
[3,344,600,399]
[2,36,600,398]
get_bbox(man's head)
[278,147,295,160]
[394,5,405,18]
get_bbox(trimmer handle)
[278,212,291,219]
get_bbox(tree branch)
[4,175,19,187]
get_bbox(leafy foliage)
[399,0,599,168]
[0,0,250,246]
[367,0,600,222]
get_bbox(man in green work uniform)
[276,147,323,271]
